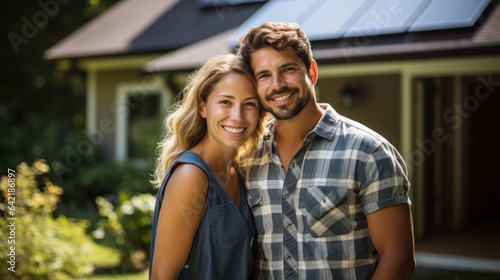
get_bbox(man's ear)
[199,101,207,118]
[309,59,318,85]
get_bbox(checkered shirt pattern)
[244,104,411,280]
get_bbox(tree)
[0,0,120,172]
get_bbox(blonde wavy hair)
[152,53,266,188]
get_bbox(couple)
[149,22,415,280]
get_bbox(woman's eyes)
[218,100,257,107]
[244,102,258,107]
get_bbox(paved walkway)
[414,220,500,274]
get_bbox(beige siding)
[95,69,144,158]
[316,74,401,149]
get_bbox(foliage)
[0,0,120,172]
[54,159,154,226]
[93,192,156,270]
[1,1,157,277]
[61,160,154,202]
[0,160,110,279]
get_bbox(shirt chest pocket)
[247,188,262,209]
[306,186,352,237]
[209,202,246,246]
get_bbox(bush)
[0,160,106,279]
[93,192,155,270]
[58,160,154,209]
[53,158,155,234]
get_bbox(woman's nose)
[231,106,243,120]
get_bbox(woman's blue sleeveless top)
[149,151,255,279]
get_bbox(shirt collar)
[313,103,339,141]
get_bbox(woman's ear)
[199,101,207,118]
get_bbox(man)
[238,22,415,280]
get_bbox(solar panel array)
[343,0,430,37]
[409,0,490,32]
[301,0,369,40]
[230,0,491,43]
[229,0,317,44]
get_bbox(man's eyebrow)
[279,62,300,69]
[254,69,268,77]
[254,62,301,76]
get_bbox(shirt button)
[184,265,189,269]
[286,255,292,261]
[287,223,293,229]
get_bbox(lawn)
[85,271,147,280]
[81,245,148,280]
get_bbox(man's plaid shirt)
[243,104,411,280]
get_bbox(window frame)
[115,77,171,161]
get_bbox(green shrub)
[58,160,154,209]
[0,160,105,279]
[53,159,155,234]
[93,192,155,270]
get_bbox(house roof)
[146,0,500,71]
[44,0,266,60]
[312,4,500,64]
[145,29,236,72]
[46,0,500,70]
[228,0,492,43]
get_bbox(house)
[45,0,267,162]
[45,0,500,272]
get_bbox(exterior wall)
[95,69,145,159]
[316,74,401,149]
[317,55,500,239]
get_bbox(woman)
[149,53,265,280]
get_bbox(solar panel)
[409,0,491,32]
[228,0,317,45]
[299,0,369,40]
[229,0,492,44]
[343,0,431,37]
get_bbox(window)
[127,93,161,159]
[116,77,171,161]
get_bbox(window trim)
[115,77,171,161]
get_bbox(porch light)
[341,84,356,109]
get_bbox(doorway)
[412,74,500,258]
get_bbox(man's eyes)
[257,73,270,80]
[257,68,296,80]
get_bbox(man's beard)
[264,86,312,121]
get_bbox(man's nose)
[271,73,286,90]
